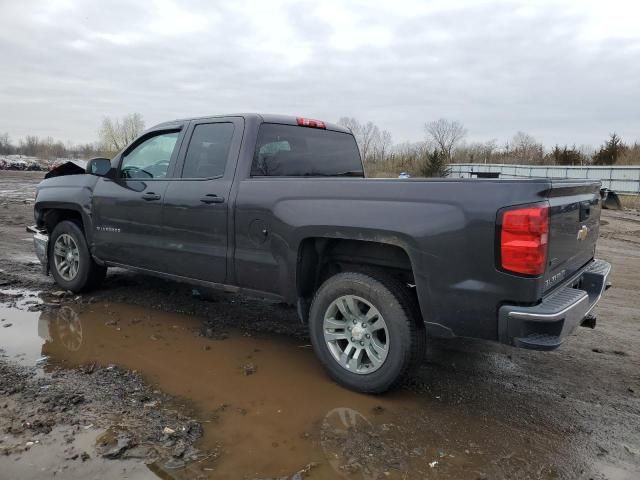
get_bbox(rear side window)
[181,123,235,178]
[251,124,363,177]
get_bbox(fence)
[448,164,640,194]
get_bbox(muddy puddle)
[0,297,580,479]
[0,424,157,480]
[0,290,44,365]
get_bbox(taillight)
[500,204,549,275]
[296,117,326,129]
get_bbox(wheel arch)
[295,236,423,323]
[36,203,102,266]
[36,202,94,242]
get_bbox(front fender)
[34,174,99,244]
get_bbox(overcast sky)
[0,0,638,148]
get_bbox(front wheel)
[308,271,425,393]
[49,220,106,292]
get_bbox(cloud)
[0,0,638,147]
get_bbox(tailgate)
[543,180,601,292]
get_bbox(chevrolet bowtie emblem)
[577,225,589,241]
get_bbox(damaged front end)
[44,160,88,179]
[27,158,104,273]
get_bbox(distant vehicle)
[398,171,411,178]
[27,114,611,392]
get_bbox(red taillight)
[296,117,326,129]
[500,204,549,275]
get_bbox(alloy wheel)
[323,295,389,374]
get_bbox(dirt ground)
[0,170,638,479]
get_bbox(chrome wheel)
[323,295,389,374]
[53,233,80,281]
[54,306,83,352]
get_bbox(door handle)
[579,201,591,221]
[141,192,161,201]
[200,194,225,204]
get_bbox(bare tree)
[123,113,145,145]
[510,131,544,164]
[618,141,640,165]
[336,117,359,135]
[452,139,497,164]
[20,135,40,157]
[40,136,55,158]
[578,144,595,163]
[424,118,467,161]
[338,117,376,162]
[376,130,393,163]
[337,117,392,165]
[359,121,379,163]
[99,113,145,153]
[0,133,12,155]
[480,139,498,164]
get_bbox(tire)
[308,270,425,393]
[49,220,106,292]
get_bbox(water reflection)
[40,305,83,352]
[321,407,379,480]
[36,303,426,479]
[2,302,578,479]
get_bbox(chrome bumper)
[26,225,49,272]
[498,259,612,350]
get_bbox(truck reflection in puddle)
[39,305,83,352]
[33,303,571,480]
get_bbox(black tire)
[49,220,106,293]
[308,270,425,393]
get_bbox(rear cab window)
[181,123,235,179]
[251,123,363,177]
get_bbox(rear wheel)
[49,220,106,292]
[309,270,425,393]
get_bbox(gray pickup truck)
[28,113,611,392]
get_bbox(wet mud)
[2,300,585,479]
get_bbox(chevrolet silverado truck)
[27,114,611,393]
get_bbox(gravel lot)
[0,170,638,479]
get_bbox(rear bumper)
[498,259,611,350]
[26,225,49,272]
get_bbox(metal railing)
[448,163,640,194]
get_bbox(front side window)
[181,123,234,178]
[251,124,363,177]
[120,131,179,179]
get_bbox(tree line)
[2,113,638,177]
[0,132,105,167]
[0,113,146,168]
[339,117,640,177]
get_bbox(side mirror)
[86,158,112,177]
